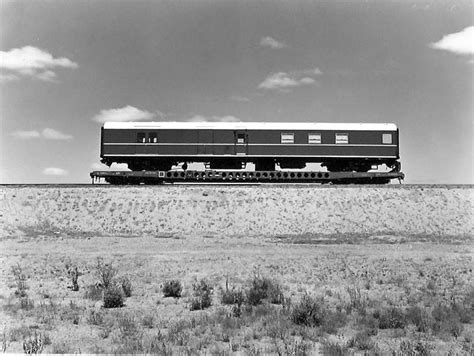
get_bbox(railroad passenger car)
[100,122,400,172]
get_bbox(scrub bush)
[22,332,44,354]
[162,280,182,298]
[190,279,213,310]
[246,276,284,306]
[11,264,28,298]
[96,257,117,289]
[119,276,133,297]
[103,286,124,308]
[348,330,375,351]
[290,294,326,327]
[374,307,407,329]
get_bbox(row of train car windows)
[282,133,393,145]
[135,132,392,144]
[282,133,342,144]
[137,133,157,143]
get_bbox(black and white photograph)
[0,0,472,354]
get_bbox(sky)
[0,0,472,184]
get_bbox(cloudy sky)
[1,0,472,184]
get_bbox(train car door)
[198,130,213,155]
[234,131,248,155]
[135,132,147,155]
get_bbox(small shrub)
[52,340,73,354]
[11,264,28,298]
[432,303,464,337]
[267,281,285,305]
[20,297,34,310]
[320,340,350,356]
[432,303,450,323]
[119,276,133,297]
[221,288,239,305]
[84,283,103,301]
[103,286,124,308]
[142,314,155,329]
[281,339,311,355]
[87,309,104,326]
[190,279,213,311]
[346,285,367,314]
[447,318,464,338]
[220,281,245,307]
[220,285,245,317]
[22,332,44,354]
[321,309,348,334]
[2,328,10,352]
[117,313,139,337]
[98,326,111,339]
[453,303,473,324]
[9,325,32,342]
[162,280,182,298]
[407,306,431,332]
[246,275,282,306]
[375,307,406,329]
[290,294,326,327]
[96,257,117,289]
[348,330,374,351]
[358,313,379,336]
[65,263,80,292]
[246,276,268,306]
[42,333,51,346]
[399,339,432,356]
[146,332,171,354]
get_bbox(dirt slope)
[0,185,472,239]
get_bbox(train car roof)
[103,121,398,131]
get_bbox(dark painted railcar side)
[101,127,399,171]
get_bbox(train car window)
[382,133,392,144]
[137,133,146,143]
[148,133,157,143]
[237,133,245,144]
[308,133,321,144]
[335,133,349,144]
[281,132,294,144]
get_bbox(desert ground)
[0,185,473,354]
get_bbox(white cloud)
[10,130,41,139]
[41,128,73,140]
[91,163,105,170]
[259,36,287,49]
[258,67,322,92]
[110,163,130,171]
[300,77,316,84]
[188,115,241,122]
[430,26,474,55]
[36,70,58,82]
[0,46,78,82]
[91,162,129,171]
[10,128,73,140]
[42,167,68,176]
[92,105,155,123]
[230,95,251,102]
[258,72,316,91]
[0,73,19,83]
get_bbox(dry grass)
[0,234,472,354]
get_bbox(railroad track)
[1,184,472,189]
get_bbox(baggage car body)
[100,122,400,172]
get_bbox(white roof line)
[103,121,398,131]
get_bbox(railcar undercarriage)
[102,158,400,173]
[90,168,404,185]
